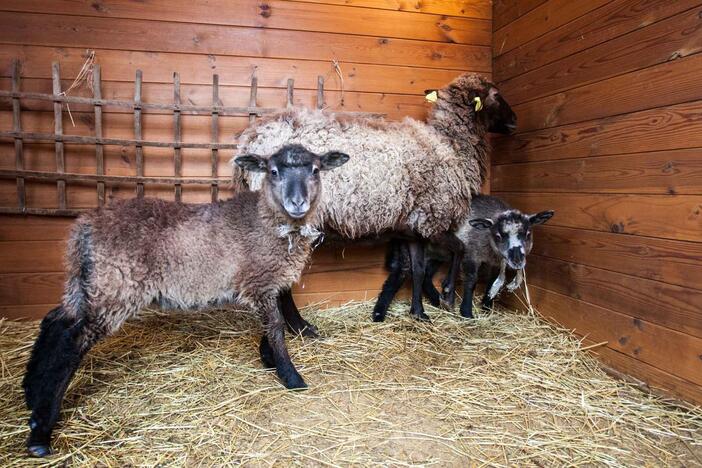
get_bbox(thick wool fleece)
[233,74,489,240]
[60,194,316,349]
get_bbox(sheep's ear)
[469,218,493,229]
[319,151,350,170]
[424,89,439,102]
[529,210,554,225]
[234,154,267,173]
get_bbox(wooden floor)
[492,0,702,404]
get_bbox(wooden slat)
[492,0,547,32]
[502,289,702,405]
[0,44,476,95]
[0,12,491,71]
[495,192,702,242]
[210,74,219,203]
[93,64,105,206]
[522,253,702,338]
[51,62,66,209]
[11,58,24,211]
[134,70,144,197]
[0,272,64,305]
[248,72,258,125]
[494,0,701,82]
[533,224,702,291]
[0,0,492,45]
[288,0,492,18]
[493,0,609,57]
[506,283,702,387]
[286,78,294,108]
[492,100,702,165]
[499,6,702,105]
[0,303,58,321]
[317,75,324,109]
[173,72,182,202]
[492,149,702,195]
[0,241,64,273]
[0,215,72,241]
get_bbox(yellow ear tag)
[473,96,483,112]
[425,90,438,103]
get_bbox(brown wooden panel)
[0,45,477,96]
[509,283,702,386]
[532,224,702,291]
[492,149,702,195]
[0,240,65,273]
[494,0,701,82]
[499,6,702,105]
[522,254,702,338]
[493,100,702,165]
[291,0,492,18]
[0,215,73,241]
[495,192,702,242]
[0,0,491,45]
[0,12,491,71]
[502,290,702,404]
[492,0,547,32]
[512,52,702,133]
[0,303,57,320]
[493,0,609,57]
[0,272,64,305]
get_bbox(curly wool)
[233,74,489,240]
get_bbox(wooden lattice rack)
[0,59,381,216]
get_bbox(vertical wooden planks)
[210,74,219,203]
[286,78,294,108]
[134,70,144,198]
[11,59,25,212]
[92,64,105,207]
[51,62,66,209]
[173,72,182,202]
[248,71,258,125]
[316,75,324,109]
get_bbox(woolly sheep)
[233,73,517,321]
[22,144,349,457]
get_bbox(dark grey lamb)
[22,144,349,458]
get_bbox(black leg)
[23,307,88,457]
[279,289,319,338]
[408,241,430,321]
[428,232,464,310]
[459,261,479,319]
[372,266,408,322]
[422,258,442,307]
[260,298,306,390]
[481,269,499,310]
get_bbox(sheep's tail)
[62,221,94,321]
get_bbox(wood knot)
[259,3,271,17]
[431,51,442,60]
[618,336,629,346]
[91,1,107,12]
[610,222,625,233]
[633,318,643,330]
[378,38,389,45]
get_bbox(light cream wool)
[233,74,502,240]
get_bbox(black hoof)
[460,310,474,319]
[299,322,320,339]
[439,298,454,311]
[259,339,276,369]
[27,443,52,458]
[282,373,308,390]
[372,311,386,322]
[411,310,432,322]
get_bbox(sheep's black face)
[482,86,517,135]
[469,209,554,270]
[235,144,349,220]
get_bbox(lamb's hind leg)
[408,241,431,321]
[259,296,307,389]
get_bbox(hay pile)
[1,301,701,466]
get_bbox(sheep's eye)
[270,168,278,177]
[494,232,502,242]
[526,231,532,238]
[312,167,320,175]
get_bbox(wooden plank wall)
[492,0,702,404]
[0,1,492,319]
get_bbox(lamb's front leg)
[279,288,319,338]
[259,295,307,389]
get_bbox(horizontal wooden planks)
[0,45,483,96]
[493,100,702,165]
[499,6,702,105]
[291,0,492,18]
[492,149,702,195]
[0,215,72,241]
[512,51,702,133]
[495,192,702,242]
[494,0,701,82]
[532,224,702,291]
[0,1,492,45]
[0,12,490,71]
[503,286,702,403]
[492,0,546,32]
[493,0,609,57]
[522,254,702,338]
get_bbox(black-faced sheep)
[22,144,349,457]
[372,195,554,321]
[232,73,517,322]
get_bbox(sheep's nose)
[291,196,305,208]
[508,248,524,267]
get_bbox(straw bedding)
[1,301,701,466]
